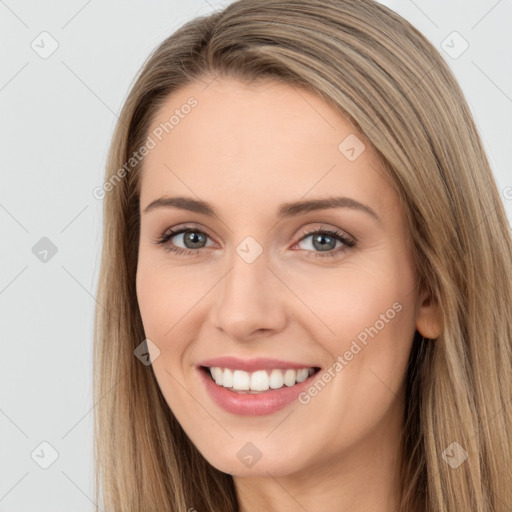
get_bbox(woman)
[93,0,512,510]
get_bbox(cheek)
[292,272,416,447]
[136,262,169,339]
[136,256,200,341]
[136,261,198,414]
[295,256,416,382]
[290,264,409,338]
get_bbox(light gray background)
[1,1,510,510]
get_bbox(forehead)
[139,78,395,221]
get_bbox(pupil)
[314,234,334,251]
[185,231,205,248]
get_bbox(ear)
[415,287,442,339]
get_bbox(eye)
[153,225,214,256]
[293,227,355,258]
[153,225,356,258]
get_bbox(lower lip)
[197,366,318,416]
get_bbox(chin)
[197,439,311,478]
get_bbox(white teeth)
[296,368,309,383]
[250,370,269,391]
[223,368,233,388]
[283,369,296,387]
[207,366,316,392]
[212,367,223,385]
[232,370,250,390]
[269,369,284,389]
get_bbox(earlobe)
[415,293,442,340]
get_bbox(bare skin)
[136,77,441,511]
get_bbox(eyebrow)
[143,195,381,224]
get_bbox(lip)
[196,364,320,416]
[197,356,319,373]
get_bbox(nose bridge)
[226,247,270,301]
[212,242,286,339]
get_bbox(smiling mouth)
[200,366,321,394]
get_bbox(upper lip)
[197,356,320,372]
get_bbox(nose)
[210,249,287,341]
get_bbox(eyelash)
[153,225,356,259]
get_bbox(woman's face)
[136,77,439,477]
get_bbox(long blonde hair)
[93,0,512,510]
